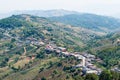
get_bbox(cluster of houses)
[1,31,120,75]
[15,37,45,47]
[1,33,103,75]
[111,67,120,72]
[25,37,45,46]
[45,44,102,75]
[117,39,120,46]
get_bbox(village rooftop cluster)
[45,43,102,75]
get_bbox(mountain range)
[1,9,120,33]
[0,9,79,19]
[49,14,120,32]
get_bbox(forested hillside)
[87,32,120,69]
[0,14,120,80]
[49,14,120,32]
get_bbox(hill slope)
[0,14,105,50]
[0,14,120,80]
[87,32,120,68]
[0,14,105,80]
[49,14,120,32]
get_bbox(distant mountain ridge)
[0,9,80,19]
[49,14,120,32]
[1,9,120,33]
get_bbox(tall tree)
[85,73,99,80]
[99,70,112,80]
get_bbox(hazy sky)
[0,0,120,16]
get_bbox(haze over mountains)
[49,14,120,32]
[0,9,79,19]
[0,9,120,33]
[0,9,119,19]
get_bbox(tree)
[41,77,46,80]
[49,61,53,68]
[39,68,44,73]
[63,66,72,71]
[111,71,120,80]
[66,74,70,79]
[0,60,7,67]
[11,38,16,43]
[53,69,59,74]
[16,51,21,55]
[73,75,84,80]
[36,51,45,59]
[57,62,63,67]
[5,57,9,62]
[85,73,99,80]
[99,70,112,80]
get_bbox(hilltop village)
[2,35,103,75]
[45,43,102,75]
[1,33,120,75]
[3,33,120,75]
[21,37,103,75]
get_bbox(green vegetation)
[49,14,120,32]
[0,14,120,80]
[86,32,120,69]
